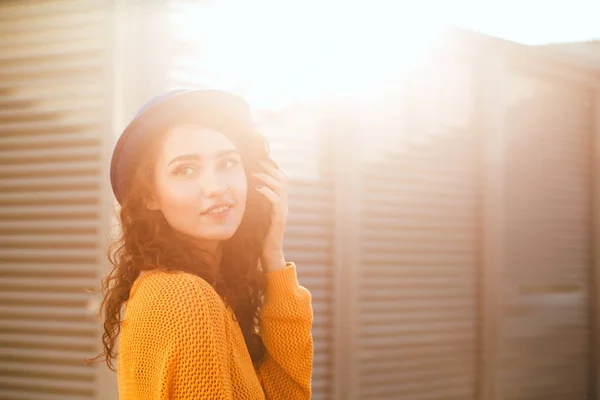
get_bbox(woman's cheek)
[162,182,198,216]
[233,173,248,203]
[221,168,245,195]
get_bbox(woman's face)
[148,125,248,246]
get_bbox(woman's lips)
[201,205,233,219]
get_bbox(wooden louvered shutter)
[258,110,335,400]
[500,70,593,399]
[353,54,479,399]
[166,2,335,398]
[0,1,113,399]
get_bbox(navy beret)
[109,89,254,204]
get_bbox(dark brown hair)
[89,125,273,371]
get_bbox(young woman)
[93,89,313,399]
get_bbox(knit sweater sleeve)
[255,263,314,399]
[148,274,233,399]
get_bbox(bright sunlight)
[169,0,446,110]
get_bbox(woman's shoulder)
[130,269,224,311]
[122,270,228,337]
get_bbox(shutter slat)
[0,248,97,263]
[0,26,104,50]
[0,291,92,304]
[0,131,102,146]
[0,277,97,290]
[0,205,98,216]
[0,390,93,400]
[0,333,95,349]
[0,305,93,320]
[0,0,105,19]
[0,319,96,335]
[0,87,104,102]
[0,220,97,232]
[0,58,104,80]
[0,376,94,396]
[0,40,104,62]
[1,147,100,161]
[360,341,476,360]
[0,190,99,204]
[0,263,96,276]
[0,176,99,189]
[0,362,94,379]
[0,234,97,246]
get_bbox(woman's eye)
[173,165,197,177]
[220,157,240,169]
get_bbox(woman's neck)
[198,240,223,270]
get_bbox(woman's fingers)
[253,172,282,193]
[255,185,281,205]
[260,160,288,185]
[255,159,289,216]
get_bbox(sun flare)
[169,0,446,110]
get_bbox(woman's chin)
[193,226,238,242]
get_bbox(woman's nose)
[201,170,227,198]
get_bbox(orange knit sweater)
[117,263,313,399]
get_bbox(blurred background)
[1,0,600,399]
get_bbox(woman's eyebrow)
[216,149,240,158]
[167,153,200,166]
[168,149,238,166]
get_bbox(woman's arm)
[255,263,313,399]
[253,161,313,397]
[125,273,233,399]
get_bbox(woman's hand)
[253,160,288,273]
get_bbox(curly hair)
[89,124,274,372]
